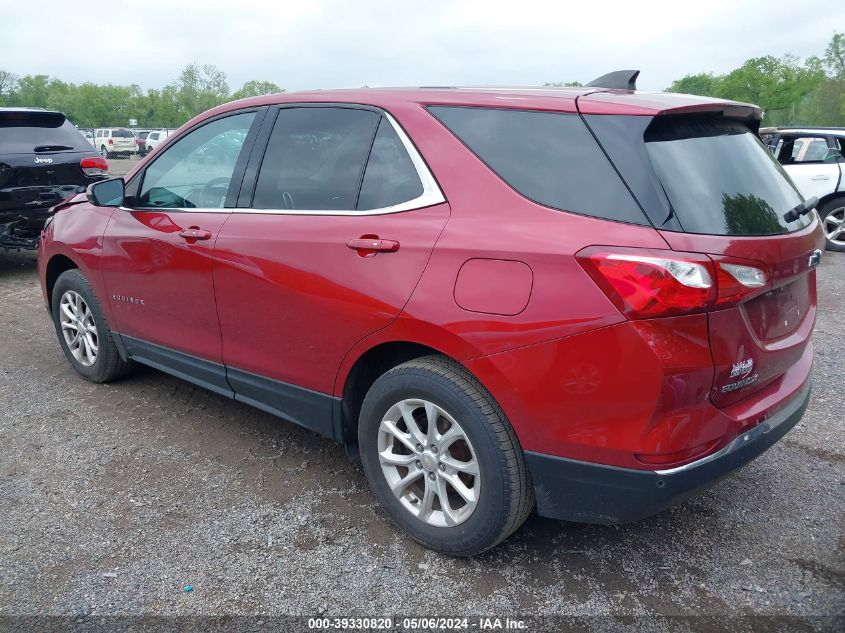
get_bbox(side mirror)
[87,178,125,207]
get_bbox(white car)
[144,130,171,153]
[93,128,137,159]
[762,127,845,251]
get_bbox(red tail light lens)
[108,138,113,145]
[577,247,770,319]
[80,156,109,176]
[713,259,769,307]
[577,247,715,318]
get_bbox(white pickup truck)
[761,127,845,251]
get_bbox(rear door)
[213,105,448,421]
[775,134,843,200]
[110,129,137,153]
[638,116,824,407]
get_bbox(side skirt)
[117,334,338,439]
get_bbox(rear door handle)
[179,227,212,241]
[346,238,400,253]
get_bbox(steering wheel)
[199,176,231,208]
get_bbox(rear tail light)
[713,261,768,306]
[577,247,769,319]
[108,138,113,145]
[80,156,109,176]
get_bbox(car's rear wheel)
[100,145,110,160]
[819,198,845,252]
[51,269,132,383]
[358,356,533,556]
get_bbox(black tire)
[358,355,534,556]
[818,197,845,252]
[100,146,110,160]
[51,269,132,383]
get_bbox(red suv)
[38,72,824,555]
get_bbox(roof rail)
[586,70,640,91]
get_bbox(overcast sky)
[1,0,842,93]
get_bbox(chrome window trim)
[122,111,445,216]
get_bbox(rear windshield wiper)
[34,145,74,152]
[782,196,818,223]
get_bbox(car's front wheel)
[51,269,132,383]
[819,198,845,252]
[358,356,534,556]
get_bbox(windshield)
[645,117,811,235]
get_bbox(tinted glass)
[357,117,423,210]
[253,107,379,210]
[428,106,646,224]
[0,111,90,154]
[137,112,255,209]
[137,131,150,140]
[112,130,134,138]
[645,118,810,235]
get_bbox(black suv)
[0,108,108,250]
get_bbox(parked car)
[134,130,152,156]
[0,108,108,250]
[144,129,170,153]
[760,126,845,251]
[38,74,824,555]
[93,128,136,159]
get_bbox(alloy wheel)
[378,398,480,527]
[59,290,99,367]
[823,206,845,246]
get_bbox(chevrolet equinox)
[38,71,824,555]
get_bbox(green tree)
[14,74,51,108]
[825,32,845,80]
[174,63,230,120]
[231,79,283,100]
[0,70,18,106]
[666,72,722,96]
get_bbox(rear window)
[137,131,150,140]
[645,117,810,235]
[427,106,647,225]
[0,111,90,154]
[112,129,135,138]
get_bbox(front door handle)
[346,237,400,255]
[179,227,212,241]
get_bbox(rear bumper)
[526,378,811,524]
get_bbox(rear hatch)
[0,110,99,214]
[581,103,823,408]
[109,129,136,152]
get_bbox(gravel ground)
[0,246,842,628]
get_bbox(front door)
[212,106,449,431]
[776,134,843,200]
[100,110,259,380]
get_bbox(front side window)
[137,112,255,209]
[253,107,380,210]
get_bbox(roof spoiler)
[586,70,640,91]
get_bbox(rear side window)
[645,117,810,235]
[427,106,646,224]
[253,107,379,210]
[357,117,423,210]
[0,111,90,154]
